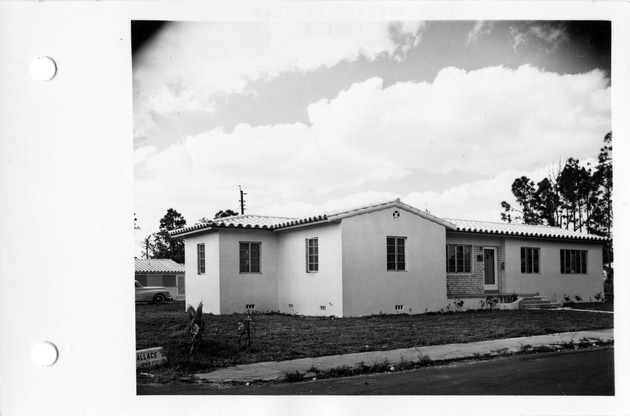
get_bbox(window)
[560,249,588,274]
[135,275,147,286]
[446,244,472,273]
[240,242,261,273]
[520,247,540,274]
[387,237,406,271]
[197,244,205,274]
[163,274,176,287]
[306,238,319,272]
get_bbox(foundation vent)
[395,305,404,310]
[245,304,255,310]
[320,305,326,311]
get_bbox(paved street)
[138,347,614,395]
[192,328,613,383]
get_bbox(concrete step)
[522,302,563,310]
[520,295,562,310]
[521,299,551,304]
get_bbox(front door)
[484,248,497,290]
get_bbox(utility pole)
[239,185,247,215]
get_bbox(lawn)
[136,301,613,384]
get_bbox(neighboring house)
[170,199,606,317]
[134,258,186,300]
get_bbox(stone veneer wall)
[447,245,504,299]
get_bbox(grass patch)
[136,301,613,384]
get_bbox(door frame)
[483,247,498,291]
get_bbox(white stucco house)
[170,199,606,317]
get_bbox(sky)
[132,20,611,248]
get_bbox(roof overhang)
[446,229,608,243]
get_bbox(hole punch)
[29,56,57,81]
[31,341,59,367]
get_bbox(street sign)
[136,347,167,369]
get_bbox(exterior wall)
[218,229,279,314]
[341,207,448,316]
[504,238,604,302]
[184,232,221,314]
[276,222,343,316]
[445,233,505,299]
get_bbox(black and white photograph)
[1,2,628,415]
[133,20,614,396]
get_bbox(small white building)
[170,200,606,316]
[134,258,186,300]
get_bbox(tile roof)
[446,218,607,241]
[169,214,329,237]
[212,214,296,228]
[135,258,185,273]
[168,200,606,242]
[169,199,448,237]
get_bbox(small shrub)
[168,302,205,356]
[418,354,434,367]
[238,314,253,350]
[325,365,356,378]
[594,292,603,302]
[370,359,391,373]
[574,295,583,302]
[284,370,304,383]
[453,300,465,311]
[481,297,498,310]
[563,294,571,303]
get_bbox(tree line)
[137,208,238,263]
[501,132,612,264]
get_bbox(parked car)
[135,280,174,304]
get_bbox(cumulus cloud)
[134,64,610,233]
[133,21,425,140]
